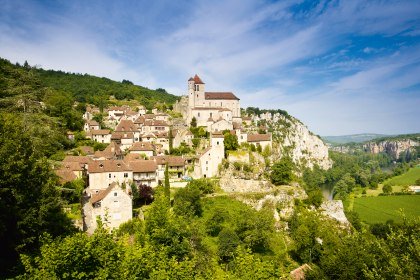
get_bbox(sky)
[0,0,419,136]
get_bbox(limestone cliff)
[258,113,332,170]
[363,139,418,160]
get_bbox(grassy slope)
[384,165,420,186]
[353,195,420,224]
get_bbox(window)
[210,112,212,118]
[198,112,200,117]
[114,192,118,196]
[124,173,128,178]
[109,173,111,178]
[217,141,219,145]
[206,161,208,164]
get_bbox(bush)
[270,157,294,185]
[382,184,392,194]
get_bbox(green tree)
[382,184,392,194]
[169,128,173,154]
[0,113,75,277]
[173,185,202,217]
[164,163,170,203]
[270,157,294,185]
[223,132,239,153]
[190,116,197,128]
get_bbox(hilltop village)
[58,75,275,232]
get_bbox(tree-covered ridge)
[1,57,180,110]
[35,68,179,110]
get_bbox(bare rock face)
[363,139,418,159]
[267,114,332,170]
[320,200,350,226]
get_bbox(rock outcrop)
[363,139,418,160]
[259,114,332,170]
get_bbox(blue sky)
[1,0,419,135]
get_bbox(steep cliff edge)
[328,134,419,160]
[363,139,418,160]
[258,113,332,170]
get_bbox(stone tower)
[187,74,206,121]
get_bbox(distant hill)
[322,134,390,145]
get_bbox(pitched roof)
[90,184,116,204]
[87,120,99,126]
[247,133,272,142]
[151,156,186,167]
[88,160,132,173]
[128,160,157,173]
[129,142,155,151]
[94,142,122,159]
[111,131,134,140]
[205,92,239,100]
[124,153,146,161]
[59,161,84,171]
[63,156,90,164]
[56,169,78,184]
[116,120,137,132]
[90,129,110,135]
[144,119,169,126]
[193,74,204,84]
[134,116,145,124]
[79,146,94,155]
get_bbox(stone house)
[84,120,100,132]
[152,156,186,181]
[155,113,170,122]
[93,142,123,160]
[55,161,84,184]
[82,182,132,234]
[87,129,111,143]
[142,119,169,134]
[129,142,155,158]
[193,134,225,178]
[83,106,100,120]
[210,118,233,132]
[128,160,158,187]
[87,160,133,193]
[247,133,272,150]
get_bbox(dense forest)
[0,57,419,279]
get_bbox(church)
[186,74,241,131]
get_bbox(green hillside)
[35,68,179,110]
[353,195,420,224]
[0,57,179,157]
[385,166,420,186]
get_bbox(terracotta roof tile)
[79,146,94,155]
[205,92,239,100]
[129,142,155,151]
[116,120,137,132]
[90,184,116,204]
[193,74,205,84]
[90,129,110,135]
[247,133,272,142]
[128,160,157,173]
[56,169,78,184]
[88,160,132,173]
[63,156,90,164]
[151,156,186,167]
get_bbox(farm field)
[353,195,420,224]
[384,166,420,186]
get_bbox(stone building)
[82,182,132,234]
[185,75,241,131]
